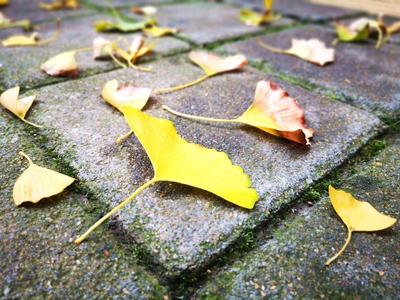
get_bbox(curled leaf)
[101,79,151,112]
[13,151,75,206]
[95,18,154,33]
[75,108,258,244]
[239,9,279,27]
[41,51,79,77]
[163,80,313,145]
[131,5,157,16]
[326,185,397,265]
[40,0,79,10]
[92,37,113,59]
[0,12,31,30]
[0,86,42,128]
[143,25,179,37]
[258,38,334,66]
[335,22,369,43]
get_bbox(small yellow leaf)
[101,79,151,112]
[123,108,259,209]
[286,39,334,66]
[2,32,39,47]
[143,25,179,37]
[41,51,79,77]
[0,86,42,128]
[131,5,157,16]
[326,185,396,265]
[239,9,278,27]
[13,152,75,206]
[92,36,113,59]
[188,51,248,76]
[335,22,369,43]
[40,0,79,10]
[0,0,9,6]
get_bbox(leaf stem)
[19,151,33,165]
[21,118,43,128]
[162,105,238,124]
[74,178,157,244]
[108,50,127,69]
[36,18,61,46]
[256,37,286,54]
[154,74,210,94]
[128,60,151,72]
[116,130,133,144]
[325,226,352,266]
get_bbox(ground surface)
[0,0,399,299]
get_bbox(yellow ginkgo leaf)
[143,25,179,37]
[101,79,151,112]
[0,0,9,6]
[326,185,396,265]
[0,86,42,128]
[163,80,314,145]
[13,151,75,206]
[155,51,247,94]
[257,38,334,66]
[41,51,78,77]
[239,9,279,27]
[335,22,369,43]
[40,0,79,10]
[92,36,113,59]
[0,12,31,30]
[75,108,258,244]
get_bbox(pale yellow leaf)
[92,37,113,59]
[101,79,151,112]
[13,152,75,206]
[41,51,78,77]
[40,0,79,10]
[286,39,334,66]
[143,25,178,37]
[2,32,39,47]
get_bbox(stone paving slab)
[225,0,359,22]
[12,54,383,277]
[196,133,400,299]
[0,14,190,90]
[0,115,167,299]
[142,2,294,45]
[222,25,400,118]
[1,0,92,23]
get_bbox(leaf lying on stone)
[0,12,31,30]
[239,0,280,27]
[92,37,113,60]
[257,37,334,66]
[155,51,247,93]
[2,19,60,47]
[75,108,258,244]
[39,0,79,10]
[163,80,314,145]
[41,50,79,77]
[131,5,157,16]
[0,86,42,128]
[101,79,151,112]
[326,186,396,265]
[335,22,370,43]
[13,151,75,206]
[143,24,179,37]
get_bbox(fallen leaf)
[257,38,334,66]
[2,19,61,47]
[101,79,151,112]
[131,5,157,16]
[143,24,179,37]
[239,0,279,27]
[0,86,42,127]
[0,0,9,6]
[0,12,31,30]
[75,108,258,243]
[155,51,248,94]
[335,22,369,43]
[40,0,79,10]
[92,37,113,59]
[387,21,400,34]
[163,80,313,145]
[13,151,75,206]
[326,185,396,265]
[41,51,79,77]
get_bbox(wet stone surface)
[16,55,382,277]
[225,0,359,22]
[0,14,190,90]
[196,133,400,299]
[0,115,167,300]
[222,25,400,118]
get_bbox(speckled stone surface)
[225,0,359,21]
[0,14,190,90]
[143,2,294,45]
[222,25,400,118]
[0,0,92,23]
[0,115,167,299]
[196,133,400,299]
[14,55,382,277]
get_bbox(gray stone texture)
[0,114,167,299]
[222,25,400,118]
[197,133,400,299]
[146,2,294,45]
[0,14,190,90]
[225,0,359,21]
[16,55,382,277]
